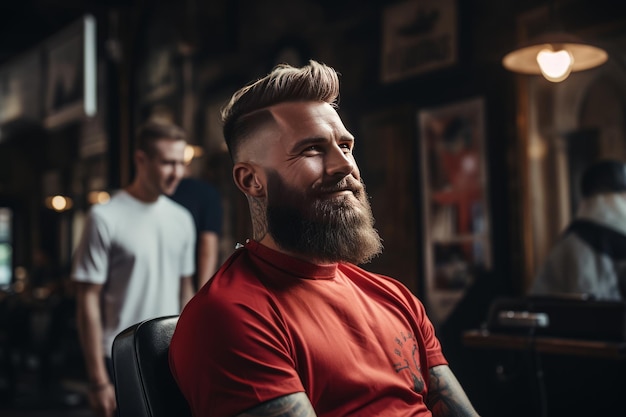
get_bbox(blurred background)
[1,0,625,415]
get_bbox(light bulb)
[45,195,73,212]
[184,145,195,164]
[536,48,574,82]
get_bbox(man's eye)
[339,144,352,152]
[302,146,322,154]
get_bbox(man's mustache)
[316,177,364,195]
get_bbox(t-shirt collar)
[244,239,338,280]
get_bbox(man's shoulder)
[87,192,125,219]
[186,250,271,311]
[212,247,284,293]
[160,195,194,216]
[567,219,626,260]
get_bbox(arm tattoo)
[237,392,317,417]
[427,365,480,417]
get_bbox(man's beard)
[265,171,383,264]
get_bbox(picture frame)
[44,32,83,128]
[418,97,491,326]
[43,15,96,129]
[0,51,41,126]
[381,0,457,83]
[138,45,180,105]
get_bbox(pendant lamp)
[503,32,608,82]
[502,2,608,82]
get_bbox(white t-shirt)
[530,193,626,301]
[71,190,196,356]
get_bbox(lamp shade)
[503,32,608,79]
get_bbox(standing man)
[72,120,196,417]
[169,61,480,417]
[170,173,223,290]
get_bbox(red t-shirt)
[169,240,447,416]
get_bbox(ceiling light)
[503,32,608,83]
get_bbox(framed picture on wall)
[381,0,457,83]
[138,45,179,105]
[44,29,84,128]
[0,51,42,126]
[418,97,491,326]
[44,15,96,129]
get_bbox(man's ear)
[134,149,147,168]
[233,162,265,198]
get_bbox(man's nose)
[326,145,355,177]
[175,163,185,178]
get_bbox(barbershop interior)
[1,0,626,416]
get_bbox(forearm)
[76,288,109,386]
[427,365,480,417]
[237,392,317,417]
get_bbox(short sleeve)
[170,279,303,416]
[71,209,110,284]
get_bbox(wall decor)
[0,52,41,126]
[381,0,457,83]
[44,15,96,129]
[418,97,491,326]
[138,45,179,104]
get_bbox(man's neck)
[125,180,159,203]
[258,235,338,266]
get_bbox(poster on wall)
[44,15,97,129]
[381,0,457,83]
[0,52,41,127]
[418,97,491,325]
[138,46,179,104]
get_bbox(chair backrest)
[112,315,191,417]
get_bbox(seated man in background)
[169,60,480,417]
[530,159,626,300]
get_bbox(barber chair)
[112,315,191,417]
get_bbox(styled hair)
[135,120,186,157]
[221,60,340,160]
[580,159,626,198]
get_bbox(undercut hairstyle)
[135,120,187,157]
[221,60,341,161]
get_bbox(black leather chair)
[112,315,191,417]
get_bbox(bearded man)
[169,60,480,417]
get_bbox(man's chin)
[319,192,362,208]
[162,184,179,196]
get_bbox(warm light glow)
[527,138,548,160]
[51,196,68,211]
[184,145,205,165]
[14,266,27,281]
[502,33,608,82]
[87,191,111,205]
[45,195,73,212]
[536,48,573,82]
[184,145,194,164]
